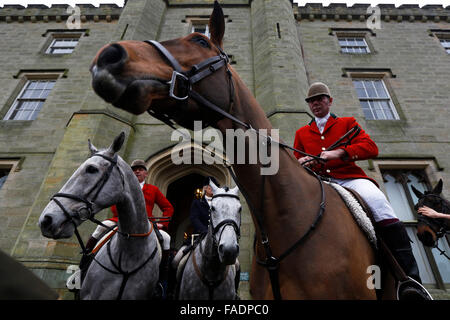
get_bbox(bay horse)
[412,179,450,258]
[177,180,241,300]
[38,132,161,299]
[90,1,395,299]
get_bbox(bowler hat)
[130,159,147,171]
[305,82,331,102]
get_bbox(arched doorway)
[144,143,231,249]
[166,173,204,249]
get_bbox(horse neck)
[217,74,322,238]
[199,225,226,278]
[114,163,149,236]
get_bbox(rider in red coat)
[293,82,431,300]
[294,114,379,185]
[109,183,173,231]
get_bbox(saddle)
[325,181,378,247]
[92,221,165,255]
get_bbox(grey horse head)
[39,132,126,239]
[209,179,241,265]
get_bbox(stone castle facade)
[0,0,448,299]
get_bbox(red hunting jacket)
[109,184,174,230]
[293,114,379,186]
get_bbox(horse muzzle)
[417,224,437,247]
[39,211,75,239]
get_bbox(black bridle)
[416,193,450,259]
[210,193,242,245]
[51,153,123,253]
[193,192,241,300]
[143,39,331,300]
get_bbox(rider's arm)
[154,187,174,230]
[340,117,378,162]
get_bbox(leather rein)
[144,39,329,300]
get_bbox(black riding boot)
[79,236,98,282]
[159,249,170,299]
[377,221,431,300]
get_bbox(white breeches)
[330,178,398,223]
[92,220,117,239]
[92,220,171,250]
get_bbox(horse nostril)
[97,44,127,72]
[41,215,53,229]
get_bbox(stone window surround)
[429,29,450,54]
[329,28,376,55]
[41,29,88,55]
[370,158,441,198]
[0,158,22,189]
[370,158,448,289]
[1,71,66,120]
[342,68,401,121]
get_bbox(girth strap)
[91,239,158,300]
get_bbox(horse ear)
[107,131,126,155]
[432,179,443,195]
[88,139,98,155]
[230,185,239,196]
[209,0,225,48]
[209,178,219,194]
[411,185,424,199]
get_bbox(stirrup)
[397,277,433,300]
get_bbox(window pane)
[364,81,377,98]
[0,175,7,190]
[374,80,388,98]
[382,101,395,120]
[383,173,416,220]
[360,101,374,120]
[406,227,437,285]
[431,238,450,283]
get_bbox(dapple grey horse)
[176,180,241,300]
[39,132,161,299]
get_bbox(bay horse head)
[209,179,241,265]
[412,179,450,247]
[90,1,231,130]
[39,132,126,239]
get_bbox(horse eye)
[193,37,210,48]
[86,165,99,174]
[238,207,242,213]
[211,206,215,212]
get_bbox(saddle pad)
[325,181,377,248]
[176,249,192,281]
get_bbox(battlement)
[0,3,123,23]
[295,3,450,22]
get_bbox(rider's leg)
[331,178,423,285]
[79,220,117,280]
[159,230,171,297]
[85,220,117,253]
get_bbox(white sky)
[0,0,448,8]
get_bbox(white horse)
[38,132,161,299]
[176,181,241,300]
